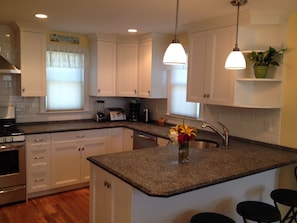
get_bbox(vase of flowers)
[168,121,197,163]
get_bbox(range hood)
[0,55,21,74]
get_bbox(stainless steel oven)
[0,107,26,205]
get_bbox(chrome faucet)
[201,122,229,146]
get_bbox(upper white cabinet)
[89,34,117,96]
[116,39,138,97]
[18,26,46,97]
[186,12,286,108]
[138,33,169,98]
[187,26,235,106]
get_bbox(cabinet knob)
[78,148,81,151]
[104,181,111,188]
[148,90,150,95]
[35,178,45,183]
[22,88,25,93]
[134,89,137,94]
[98,89,101,93]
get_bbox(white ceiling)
[1,0,297,35]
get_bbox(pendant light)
[163,0,187,65]
[225,0,247,70]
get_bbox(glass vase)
[178,141,189,163]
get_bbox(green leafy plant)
[247,47,286,66]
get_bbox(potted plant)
[247,46,286,78]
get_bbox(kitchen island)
[88,142,297,223]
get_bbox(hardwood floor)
[0,187,89,223]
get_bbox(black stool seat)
[237,201,281,223]
[271,189,297,223]
[190,212,235,223]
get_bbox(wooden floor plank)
[0,187,89,223]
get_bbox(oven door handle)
[0,144,24,151]
[0,185,26,194]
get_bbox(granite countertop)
[19,119,297,197]
[88,143,297,197]
[18,120,171,139]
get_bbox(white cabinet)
[123,128,133,151]
[138,33,169,98]
[51,129,107,188]
[89,34,117,96]
[90,164,132,223]
[116,41,138,97]
[26,134,51,194]
[187,26,235,106]
[106,127,124,154]
[157,137,169,147]
[18,28,46,96]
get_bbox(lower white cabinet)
[157,137,169,147]
[123,128,133,151]
[51,129,107,188]
[90,163,132,223]
[26,134,51,194]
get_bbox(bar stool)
[236,201,281,223]
[270,189,297,223]
[190,212,235,223]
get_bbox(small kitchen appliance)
[128,101,141,122]
[105,108,126,121]
[143,108,150,123]
[95,100,106,122]
[0,106,26,205]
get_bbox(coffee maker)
[128,101,141,122]
[95,100,106,122]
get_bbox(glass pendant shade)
[163,41,187,65]
[225,50,246,69]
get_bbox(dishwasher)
[133,131,158,149]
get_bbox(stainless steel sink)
[189,139,219,149]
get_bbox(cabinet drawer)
[51,129,107,141]
[27,171,50,193]
[28,149,50,170]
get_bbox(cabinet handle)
[147,90,150,95]
[34,139,45,143]
[134,89,137,94]
[34,156,44,160]
[76,135,85,139]
[104,181,111,188]
[35,178,45,183]
[98,89,101,93]
[22,88,25,93]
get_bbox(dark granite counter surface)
[88,143,297,197]
[19,120,297,197]
[19,120,170,139]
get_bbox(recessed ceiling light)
[128,29,138,33]
[35,13,48,19]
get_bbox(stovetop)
[0,107,25,143]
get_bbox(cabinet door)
[81,132,107,182]
[117,42,138,97]
[187,31,209,103]
[90,164,132,223]
[51,133,81,188]
[123,128,133,151]
[187,26,235,105]
[138,40,152,98]
[20,30,46,96]
[94,41,117,96]
[107,128,124,154]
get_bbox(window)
[168,66,200,119]
[45,44,87,112]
